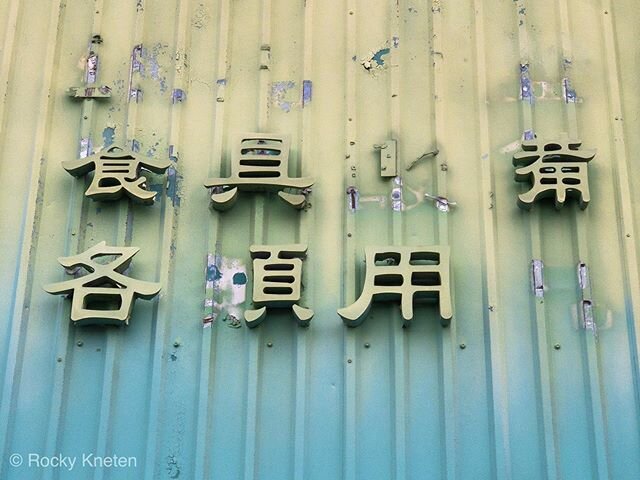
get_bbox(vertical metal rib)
[557,0,616,477]
[243,2,272,479]
[599,0,640,463]
[430,2,459,479]
[513,2,558,479]
[141,0,189,477]
[343,0,358,478]
[293,0,316,478]
[0,0,21,148]
[194,0,232,476]
[388,2,407,480]
[0,0,65,478]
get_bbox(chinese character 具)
[204,133,314,210]
[513,134,595,210]
[338,246,453,327]
[44,242,161,326]
[244,244,314,328]
[62,145,171,204]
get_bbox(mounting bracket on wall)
[373,140,397,177]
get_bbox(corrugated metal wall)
[1,0,640,478]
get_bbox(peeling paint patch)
[130,43,170,95]
[166,166,182,207]
[206,262,222,283]
[531,259,544,297]
[147,43,170,93]
[361,38,399,73]
[391,176,404,212]
[172,89,186,103]
[79,137,92,158]
[217,258,247,328]
[520,63,534,103]
[86,52,98,84]
[562,77,577,103]
[192,4,210,28]
[204,251,247,328]
[216,78,227,86]
[131,44,144,74]
[271,81,297,112]
[302,80,312,107]
[102,126,115,148]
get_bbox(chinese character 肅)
[513,134,595,210]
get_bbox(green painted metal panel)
[1,0,640,479]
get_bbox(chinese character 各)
[205,133,314,210]
[62,145,171,204]
[244,244,314,327]
[338,246,453,327]
[44,242,161,326]
[513,133,595,210]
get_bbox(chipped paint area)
[146,43,170,93]
[360,38,399,74]
[102,126,115,148]
[191,4,210,29]
[562,77,578,103]
[391,176,404,211]
[302,80,312,107]
[519,63,534,103]
[79,137,92,158]
[271,81,297,112]
[205,256,247,329]
[129,43,171,95]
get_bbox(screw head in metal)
[267,342,273,348]
[173,341,180,348]
[554,344,561,350]
[459,343,466,349]
[347,358,353,363]
[76,341,83,347]
[364,343,370,348]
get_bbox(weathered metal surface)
[1,0,640,479]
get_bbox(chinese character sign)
[338,246,453,327]
[62,145,171,204]
[244,244,313,327]
[205,133,314,210]
[44,242,161,326]
[513,134,595,210]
